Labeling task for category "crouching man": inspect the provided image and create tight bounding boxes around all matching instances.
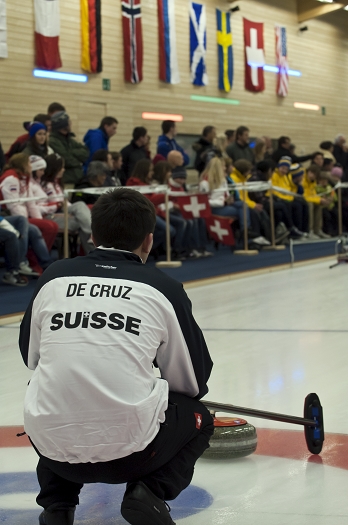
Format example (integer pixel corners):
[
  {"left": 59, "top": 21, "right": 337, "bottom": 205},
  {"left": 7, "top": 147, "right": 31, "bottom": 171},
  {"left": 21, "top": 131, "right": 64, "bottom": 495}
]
[{"left": 19, "top": 188, "right": 214, "bottom": 525}]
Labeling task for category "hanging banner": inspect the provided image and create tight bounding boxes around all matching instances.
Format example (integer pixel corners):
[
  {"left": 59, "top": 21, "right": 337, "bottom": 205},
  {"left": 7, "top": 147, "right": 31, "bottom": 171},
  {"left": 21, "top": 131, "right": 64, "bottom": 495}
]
[
  {"left": 243, "top": 18, "right": 265, "bottom": 93},
  {"left": 158, "top": 0, "right": 180, "bottom": 84},
  {"left": 0, "top": 0, "right": 8, "bottom": 58},
  {"left": 189, "top": 2, "right": 208, "bottom": 86},
  {"left": 275, "top": 24, "right": 289, "bottom": 97},
  {"left": 34, "top": 0, "right": 62, "bottom": 70},
  {"left": 206, "top": 216, "right": 235, "bottom": 246},
  {"left": 81, "top": 0, "right": 102, "bottom": 73},
  {"left": 216, "top": 9, "right": 233, "bottom": 92},
  {"left": 121, "top": 0, "right": 143, "bottom": 84}
]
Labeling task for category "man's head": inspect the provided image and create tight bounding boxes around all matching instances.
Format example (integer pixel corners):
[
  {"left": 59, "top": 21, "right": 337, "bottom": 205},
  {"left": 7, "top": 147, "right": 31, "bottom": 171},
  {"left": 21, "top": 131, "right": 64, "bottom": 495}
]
[
  {"left": 334, "top": 134, "right": 346, "bottom": 147},
  {"left": 278, "top": 136, "right": 291, "bottom": 150},
  {"left": 202, "top": 126, "right": 216, "bottom": 143},
  {"left": 162, "top": 120, "right": 176, "bottom": 138},
  {"left": 256, "top": 160, "right": 273, "bottom": 181},
  {"left": 91, "top": 149, "right": 114, "bottom": 170},
  {"left": 87, "top": 161, "right": 108, "bottom": 186},
  {"left": 133, "top": 126, "right": 148, "bottom": 146},
  {"left": 100, "top": 116, "right": 118, "bottom": 138},
  {"left": 234, "top": 159, "right": 252, "bottom": 177},
  {"left": 320, "top": 141, "right": 334, "bottom": 153},
  {"left": 225, "top": 129, "right": 235, "bottom": 144},
  {"left": 47, "top": 102, "right": 66, "bottom": 117},
  {"left": 312, "top": 152, "right": 324, "bottom": 168},
  {"left": 277, "top": 156, "right": 292, "bottom": 175},
  {"left": 235, "top": 126, "right": 250, "bottom": 146},
  {"left": 167, "top": 150, "right": 184, "bottom": 168},
  {"left": 51, "top": 111, "right": 71, "bottom": 135},
  {"left": 91, "top": 188, "right": 156, "bottom": 262}
]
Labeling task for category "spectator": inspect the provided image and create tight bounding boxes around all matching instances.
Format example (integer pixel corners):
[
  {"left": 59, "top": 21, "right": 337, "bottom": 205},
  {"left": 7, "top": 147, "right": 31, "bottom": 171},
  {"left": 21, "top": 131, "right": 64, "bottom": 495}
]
[
  {"left": 0, "top": 217, "right": 28, "bottom": 286},
  {"left": 312, "top": 152, "right": 324, "bottom": 168},
  {"left": 90, "top": 149, "right": 121, "bottom": 187},
  {"left": 49, "top": 111, "right": 89, "bottom": 186},
  {"left": 72, "top": 161, "right": 108, "bottom": 206},
  {"left": 6, "top": 114, "right": 51, "bottom": 161},
  {"left": 23, "top": 122, "right": 53, "bottom": 158},
  {"left": 225, "top": 129, "right": 235, "bottom": 144},
  {"left": 167, "top": 150, "right": 184, "bottom": 170},
  {"left": 254, "top": 138, "right": 266, "bottom": 163},
  {"left": 153, "top": 160, "right": 172, "bottom": 185},
  {"left": 157, "top": 120, "right": 190, "bottom": 165},
  {"left": 226, "top": 126, "right": 254, "bottom": 164},
  {"left": 83, "top": 116, "right": 118, "bottom": 167},
  {"left": 319, "top": 141, "right": 336, "bottom": 162},
  {"left": 303, "top": 163, "right": 331, "bottom": 239},
  {"left": 262, "top": 136, "right": 274, "bottom": 160},
  {"left": 272, "top": 136, "right": 313, "bottom": 164},
  {"left": 110, "top": 151, "right": 123, "bottom": 185},
  {"left": 47, "top": 102, "right": 66, "bottom": 117},
  {"left": 333, "top": 134, "right": 348, "bottom": 170},
  {"left": 120, "top": 126, "right": 149, "bottom": 184},
  {"left": 193, "top": 126, "right": 217, "bottom": 174},
  {"left": 316, "top": 172, "right": 338, "bottom": 236}
]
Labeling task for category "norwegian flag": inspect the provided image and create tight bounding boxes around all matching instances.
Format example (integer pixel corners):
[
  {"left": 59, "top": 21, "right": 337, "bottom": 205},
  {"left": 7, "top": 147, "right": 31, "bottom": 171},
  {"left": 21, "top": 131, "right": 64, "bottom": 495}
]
[
  {"left": 206, "top": 216, "right": 235, "bottom": 246},
  {"left": 121, "top": 0, "right": 143, "bottom": 83},
  {"left": 176, "top": 194, "right": 211, "bottom": 220},
  {"left": 275, "top": 25, "right": 289, "bottom": 97}
]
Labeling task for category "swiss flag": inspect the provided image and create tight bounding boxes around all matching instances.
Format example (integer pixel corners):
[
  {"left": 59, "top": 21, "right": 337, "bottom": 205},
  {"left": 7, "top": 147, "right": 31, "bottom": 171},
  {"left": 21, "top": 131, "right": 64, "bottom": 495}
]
[
  {"left": 206, "top": 216, "right": 235, "bottom": 246},
  {"left": 176, "top": 194, "right": 211, "bottom": 220},
  {"left": 34, "top": 0, "right": 62, "bottom": 70},
  {"left": 244, "top": 18, "right": 265, "bottom": 93}
]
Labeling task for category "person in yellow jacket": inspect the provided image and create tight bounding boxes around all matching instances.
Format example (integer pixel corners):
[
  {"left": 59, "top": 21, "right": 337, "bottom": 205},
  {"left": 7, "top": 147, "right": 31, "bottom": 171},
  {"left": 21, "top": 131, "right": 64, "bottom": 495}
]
[
  {"left": 303, "top": 164, "right": 331, "bottom": 239},
  {"left": 231, "top": 159, "right": 271, "bottom": 245},
  {"left": 271, "top": 158, "right": 309, "bottom": 237}
]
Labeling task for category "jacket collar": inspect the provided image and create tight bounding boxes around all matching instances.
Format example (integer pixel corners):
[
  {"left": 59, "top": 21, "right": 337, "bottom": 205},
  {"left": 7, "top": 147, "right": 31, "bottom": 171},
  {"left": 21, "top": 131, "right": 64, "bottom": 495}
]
[{"left": 90, "top": 248, "right": 143, "bottom": 264}]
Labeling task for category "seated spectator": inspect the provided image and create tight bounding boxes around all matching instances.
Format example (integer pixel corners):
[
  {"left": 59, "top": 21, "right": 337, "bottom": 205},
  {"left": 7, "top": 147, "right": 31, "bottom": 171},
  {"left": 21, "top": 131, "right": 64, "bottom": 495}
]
[
  {"left": 319, "top": 141, "right": 336, "bottom": 162},
  {"left": 272, "top": 136, "right": 313, "bottom": 164},
  {"left": 6, "top": 114, "right": 51, "bottom": 161},
  {"left": 167, "top": 150, "right": 185, "bottom": 171},
  {"left": 49, "top": 111, "right": 89, "bottom": 186},
  {"left": 120, "top": 127, "right": 149, "bottom": 184},
  {"left": 226, "top": 126, "right": 254, "bottom": 165},
  {"left": 47, "top": 102, "right": 66, "bottom": 117},
  {"left": 271, "top": 158, "right": 309, "bottom": 238},
  {"left": 312, "top": 152, "right": 324, "bottom": 168},
  {"left": 84, "top": 116, "right": 118, "bottom": 168},
  {"left": 157, "top": 120, "right": 189, "bottom": 165},
  {"left": 23, "top": 122, "right": 53, "bottom": 159},
  {"left": 91, "top": 149, "right": 121, "bottom": 187},
  {"left": 303, "top": 164, "right": 331, "bottom": 239},
  {"left": 153, "top": 160, "right": 172, "bottom": 185},
  {"left": 254, "top": 138, "right": 266, "bottom": 163},
  {"left": 31, "top": 154, "right": 93, "bottom": 254},
  {"left": 316, "top": 172, "right": 338, "bottom": 236},
  {"left": 225, "top": 129, "right": 235, "bottom": 145},
  {"left": 193, "top": 126, "right": 217, "bottom": 174},
  {"left": 0, "top": 217, "right": 28, "bottom": 286},
  {"left": 72, "top": 161, "right": 108, "bottom": 206}
]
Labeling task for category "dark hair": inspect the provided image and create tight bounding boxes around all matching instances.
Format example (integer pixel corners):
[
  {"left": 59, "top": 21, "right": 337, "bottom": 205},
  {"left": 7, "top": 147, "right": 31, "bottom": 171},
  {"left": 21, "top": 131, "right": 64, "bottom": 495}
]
[
  {"left": 91, "top": 149, "right": 109, "bottom": 163},
  {"left": 236, "top": 126, "right": 249, "bottom": 139},
  {"left": 34, "top": 113, "right": 51, "bottom": 124},
  {"left": 234, "top": 159, "right": 253, "bottom": 175},
  {"left": 41, "top": 154, "right": 65, "bottom": 187},
  {"left": 153, "top": 161, "right": 172, "bottom": 184},
  {"left": 100, "top": 116, "right": 118, "bottom": 128},
  {"left": 47, "top": 102, "right": 65, "bottom": 115},
  {"left": 203, "top": 125, "right": 215, "bottom": 137},
  {"left": 323, "top": 158, "right": 334, "bottom": 167},
  {"left": 320, "top": 141, "right": 333, "bottom": 150},
  {"left": 132, "top": 126, "right": 147, "bottom": 141},
  {"left": 28, "top": 134, "right": 48, "bottom": 156},
  {"left": 110, "top": 151, "right": 121, "bottom": 162},
  {"left": 225, "top": 129, "right": 235, "bottom": 139},
  {"left": 162, "top": 120, "right": 175, "bottom": 134},
  {"left": 91, "top": 188, "right": 156, "bottom": 251},
  {"left": 278, "top": 136, "right": 290, "bottom": 147},
  {"left": 307, "top": 164, "right": 321, "bottom": 177},
  {"left": 131, "top": 159, "right": 153, "bottom": 183},
  {"left": 312, "top": 151, "right": 324, "bottom": 158},
  {"left": 256, "top": 160, "right": 272, "bottom": 174}
]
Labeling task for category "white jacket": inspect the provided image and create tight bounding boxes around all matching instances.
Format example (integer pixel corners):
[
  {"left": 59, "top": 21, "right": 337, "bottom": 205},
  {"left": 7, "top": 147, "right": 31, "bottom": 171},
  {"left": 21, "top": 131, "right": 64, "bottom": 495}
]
[
  {"left": 199, "top": 179, "right": 229, "bottom": 208},
  {"left": 0, "top": 171, "right": 41, "bottom": 219}
]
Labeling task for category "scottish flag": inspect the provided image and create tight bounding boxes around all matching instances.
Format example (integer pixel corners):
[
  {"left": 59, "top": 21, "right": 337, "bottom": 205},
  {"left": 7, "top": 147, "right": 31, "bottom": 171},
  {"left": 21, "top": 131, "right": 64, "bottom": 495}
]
[{"left": 190, "top": 2, "right": 208, "bottom": 86}]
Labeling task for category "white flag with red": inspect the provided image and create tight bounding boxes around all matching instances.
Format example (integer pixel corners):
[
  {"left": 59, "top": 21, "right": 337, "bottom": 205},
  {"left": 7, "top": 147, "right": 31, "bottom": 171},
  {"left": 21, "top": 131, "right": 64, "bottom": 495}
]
[
  {"left": 0, "top": 0, "right": 8, "bottom": 58},
  {"left": 34, "top": 0, "right": 62, "bottom": 70},
  {"left": 275, "top": 24, "right": 288, "bottom": 97},
  {"left": 176, "top": 194, "right": 211, "bottom": 219},
  {"left": 206, "top": 216, "right": 235, "bottom": 246}
]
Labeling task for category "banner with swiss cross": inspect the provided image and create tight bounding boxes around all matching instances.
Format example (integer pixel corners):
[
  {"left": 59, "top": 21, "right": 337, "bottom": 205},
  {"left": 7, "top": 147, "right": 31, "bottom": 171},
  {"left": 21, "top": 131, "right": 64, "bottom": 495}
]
[
  {"left": 206, "top": 216, "right": 235, "bottom": 246},
  {"left": 176, "top": 194, "right": 211, "bottom": 219},
  {"left": 243, "top": 18, "right": 265, "bottom": 93}
]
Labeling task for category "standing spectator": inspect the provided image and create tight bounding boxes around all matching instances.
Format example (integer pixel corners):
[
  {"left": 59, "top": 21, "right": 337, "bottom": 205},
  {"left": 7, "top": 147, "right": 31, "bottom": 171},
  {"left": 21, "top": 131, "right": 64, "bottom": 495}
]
[
  {"left": 272, "top": 136, "right": 313, "bottom": 164},
  {"left": 6, "top": 114, "right": 51, "bottom": 161},
  {"left": 226, "top": 126, "right": 254, "bottom": 164},
  {"left": 49, "top": 111, "right": 89, "bottom": 186},
  {"left": 83, "top": 116, "right": 118, "bottom": 167},
  {"left": 47, "top": 102, "right": 66, "bottom": 117},
  {"left": 333, "top": 135, "right": 348, "bottom": 170},
  {"left": 225, "top": 129, "right": 235, "bottom": 144},
  {"left": 72, "top": 161, "right": 108, "bottom": 206},
  {"left": 120, "top": 127, "right": 149, "bottom": 184},
  {"left": 303, "top": 164, "right": 331, "bottom": 239},
  {"left": 23, "top": 122, "right": 53, "bottom": 159},
  {"left": 157, "top": 120, "right": 190, "bottom": 165},
  {"left": 193, "top": 126, "right": 217, "bottom": 174}
]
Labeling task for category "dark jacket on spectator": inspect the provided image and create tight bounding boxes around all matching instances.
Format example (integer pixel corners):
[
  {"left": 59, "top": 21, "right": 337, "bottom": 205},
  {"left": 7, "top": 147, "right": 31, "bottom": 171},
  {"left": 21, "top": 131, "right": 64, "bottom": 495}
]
[
  {"left": 193, "top": 137, "right": 215, "bottom": 174},
  {"left": 71, "top": 181, "right": 100, "bottom": 206},
  {"left": 49, "top": 132, "right": 89, "bottom": 185},
  {"left": 120, "top": 141, "right": 147, "bottom": 183},
  {"left": 5, "top": 133, "right": 29, "bottom": 161},
  {"left": 333, "top": 144, "right": 348, "bottom": 170},
  {"left": 272, "top": 146, "right": 312, "bottom": 164},
  {"left": 226, "top": 141, "right": 254, "bottom": 164}
]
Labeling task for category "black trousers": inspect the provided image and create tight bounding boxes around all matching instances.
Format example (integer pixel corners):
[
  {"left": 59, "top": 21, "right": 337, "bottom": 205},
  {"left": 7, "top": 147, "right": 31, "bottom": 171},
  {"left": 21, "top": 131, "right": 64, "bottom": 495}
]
[
  {"left": 282, "top": 199, "right": 309, "bottom": 232},
  {"left": 32, "top": 392, "right": 214, "bottom": 512},
  {"left": 264, "top": 199, "right": 293, "bottom": 229},
  {"left": 249, "top": 209, "right": 272, "bottom": 240}
]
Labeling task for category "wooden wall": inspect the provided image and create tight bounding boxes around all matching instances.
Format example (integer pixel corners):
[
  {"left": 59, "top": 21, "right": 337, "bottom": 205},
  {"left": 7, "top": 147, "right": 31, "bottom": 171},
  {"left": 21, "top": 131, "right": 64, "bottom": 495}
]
[{"left": 1, "top": 0, "right": 348, "bottom": 155}]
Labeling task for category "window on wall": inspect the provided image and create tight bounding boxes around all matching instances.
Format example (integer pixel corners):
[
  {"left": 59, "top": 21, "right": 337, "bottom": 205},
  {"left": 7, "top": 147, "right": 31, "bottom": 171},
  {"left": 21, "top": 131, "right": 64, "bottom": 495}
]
[{"left": 176, "top": 134, "right": 201, "bottom": 169}]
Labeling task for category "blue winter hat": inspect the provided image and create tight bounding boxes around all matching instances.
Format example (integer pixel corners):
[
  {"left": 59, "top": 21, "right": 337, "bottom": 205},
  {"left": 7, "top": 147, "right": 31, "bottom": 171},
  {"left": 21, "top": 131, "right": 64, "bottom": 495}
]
[
  {"left": 278, "top": 156, "right": 292, "bottom": 169},
  {"left": 290, "top": 163, "right": 305, "bottom": 180},
  {"left": 28, "top": 121, "right": 47, "bottom": 138}
]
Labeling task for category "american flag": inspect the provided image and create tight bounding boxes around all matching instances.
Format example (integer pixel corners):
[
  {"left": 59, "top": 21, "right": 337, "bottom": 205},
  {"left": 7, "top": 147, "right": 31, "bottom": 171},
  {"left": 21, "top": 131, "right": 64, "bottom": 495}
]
[{"left": 275, "top": 25, "right": 288, "bottom": 97}]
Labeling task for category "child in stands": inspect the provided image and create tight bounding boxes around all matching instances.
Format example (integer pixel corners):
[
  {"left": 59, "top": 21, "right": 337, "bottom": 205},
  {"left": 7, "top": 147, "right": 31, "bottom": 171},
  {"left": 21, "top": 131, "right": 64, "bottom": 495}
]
[
  {"left": 316, "top": 172, "right": 338, "bottom": 236},
  {"left": 303, "top": 164, "right": 331, "bottom": 239}
]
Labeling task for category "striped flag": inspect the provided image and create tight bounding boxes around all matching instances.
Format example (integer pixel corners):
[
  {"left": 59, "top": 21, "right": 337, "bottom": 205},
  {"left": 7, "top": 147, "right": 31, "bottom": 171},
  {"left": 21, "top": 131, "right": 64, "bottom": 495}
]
[
  {"left": 216, "top": 9, "right": 233, "bottom": 92},
  {"left": 0, "top": 0, "right": 7, "bottom": 58},
  {"left": 81, "top": 0, "right": 102, "bottom": 73},
  {"left": 275, "top": 25, "right": 289, "bottom": 97},
  {"left": 157, "top": 0, "right": 180, "bottom": 84},
  {"left": 34, "top": 0, "right": 62, "bottom": 70},
  {"left": 189, "top": 2, "right": 208, "bottom": 86},
  {"left": 121, "top": 0, "right": 143, "bottom": 84}
]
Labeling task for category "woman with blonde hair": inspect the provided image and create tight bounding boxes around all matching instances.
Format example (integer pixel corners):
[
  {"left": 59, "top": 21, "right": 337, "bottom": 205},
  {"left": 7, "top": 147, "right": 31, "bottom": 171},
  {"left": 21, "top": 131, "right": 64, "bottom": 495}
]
[{"left": 254, "top": 138, "right": 266, "bottom": 163}]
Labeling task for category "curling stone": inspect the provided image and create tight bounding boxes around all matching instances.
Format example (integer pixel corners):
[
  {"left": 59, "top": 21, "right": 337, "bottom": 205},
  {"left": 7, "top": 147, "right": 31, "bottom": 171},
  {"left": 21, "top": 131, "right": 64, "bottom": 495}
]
[{"left": 203, "top": 416, "right": 257, "bottom": 459}]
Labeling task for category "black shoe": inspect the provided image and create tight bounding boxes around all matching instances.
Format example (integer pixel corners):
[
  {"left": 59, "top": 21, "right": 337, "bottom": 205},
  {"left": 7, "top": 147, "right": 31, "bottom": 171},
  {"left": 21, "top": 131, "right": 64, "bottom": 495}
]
[
  {"left": 290, "top": 226, "right": 304, "bottom": 239},
  {"left": 121, "top": 481, "right": 175, "bottom": 525},
  {"left": 39, "top": 508, "right": 75, "bottom": 525}
]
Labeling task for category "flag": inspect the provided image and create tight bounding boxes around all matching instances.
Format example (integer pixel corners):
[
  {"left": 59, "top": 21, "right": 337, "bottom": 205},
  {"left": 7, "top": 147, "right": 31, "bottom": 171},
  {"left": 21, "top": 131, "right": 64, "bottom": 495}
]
[
  {"left": 81, "top": 0, "right": 102, "bottom": 73},
  {"left": 34, "top": 0, "right": 62, "bottom": 70},
  {"left": 275, "top": 25, "right": 289, "bottom": 97},
  {"left": 189, "top": 2, "right": 208, "bottom": 86},
  {"left": 243, "top": 18, "right": 265, "bottom": 93},
  {"left": 0, "top": 0, "right": 8, "bottom": 58},
  {"left": 176, "top": 194, "right": 211, "bottom": 220},
  {"left": 206, "top": 216, "right": 235, "bottom": 246},
  {"left": 157, "top": 0, "right": 180, "bottom": 84},
  {"left": 121, "top": 0, "right": 143, "bottom": 84},
  {"left": 216, "top": 9, "right": 233, "bottom": 92}
]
